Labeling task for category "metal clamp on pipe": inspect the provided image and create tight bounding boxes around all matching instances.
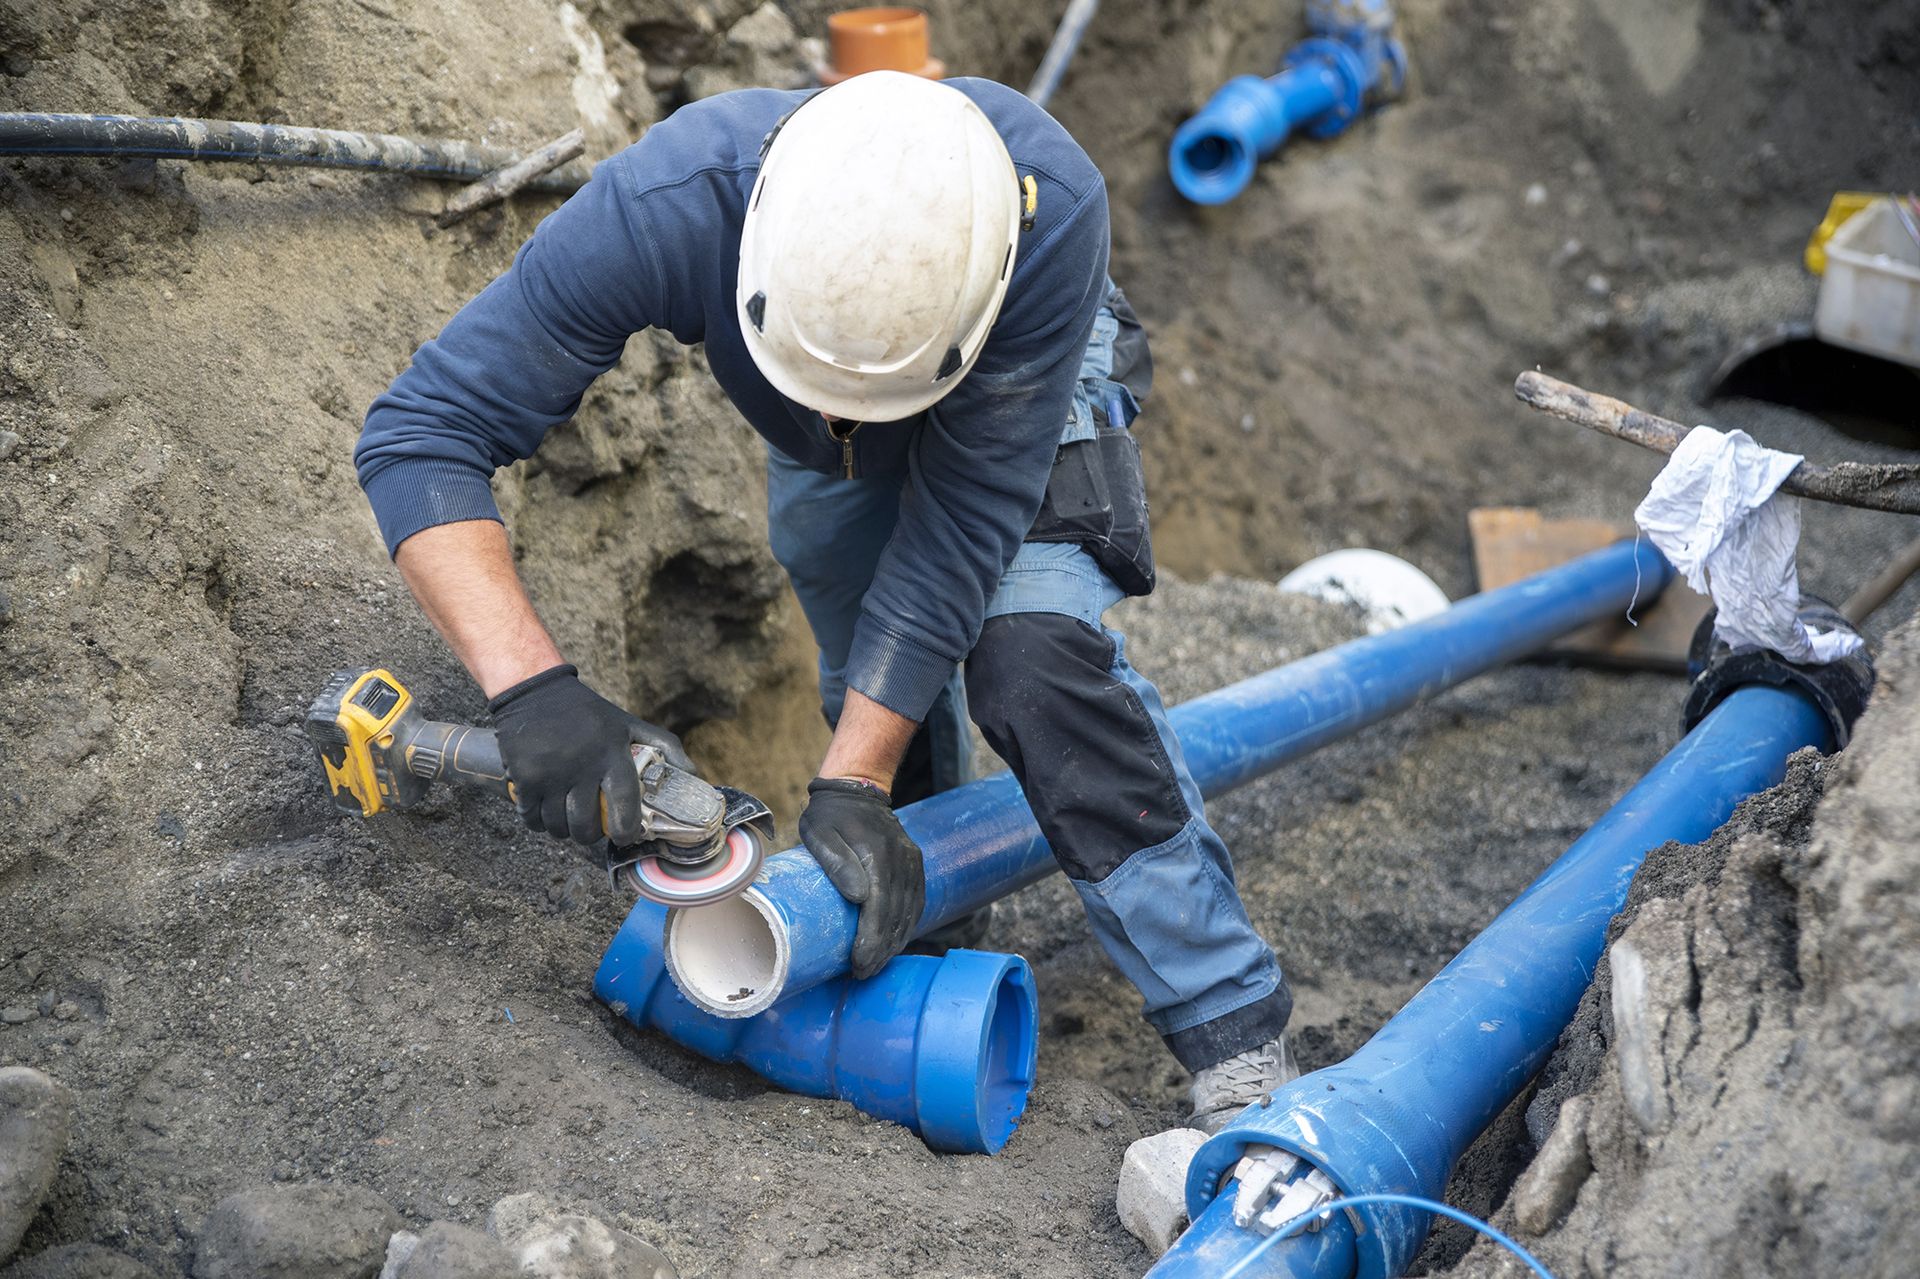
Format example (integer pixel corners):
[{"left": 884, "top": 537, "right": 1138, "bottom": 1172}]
[
  {"left": 664, "top": 539, "right": 1674, "bottom": 1020},
  {"left": 1152, "top": 626, "right": 1871, "bottom": 1278},
  {"left": 595, "top": 899, "right": 1038, "bottom": 1154},
  {"left": 1169, "top": 0, "right": 1406, "bottom": 205}
]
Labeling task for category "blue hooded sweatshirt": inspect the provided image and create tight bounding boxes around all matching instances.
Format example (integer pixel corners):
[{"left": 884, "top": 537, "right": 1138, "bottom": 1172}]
[{"left": 355, "top": 78, "right": 1110, "bottom": 722}]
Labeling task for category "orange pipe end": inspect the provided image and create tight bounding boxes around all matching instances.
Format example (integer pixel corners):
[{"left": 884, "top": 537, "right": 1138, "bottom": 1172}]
[{"left": 819, "top": 7, "right": 945, "bottom": 86}]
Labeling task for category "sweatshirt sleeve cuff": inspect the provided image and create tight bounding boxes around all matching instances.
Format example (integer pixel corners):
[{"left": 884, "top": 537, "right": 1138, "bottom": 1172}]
[
  {"left": 360, "top": 458, "right": 504, "bottom": 557},
  {"left": 845, "top": 615, "right": 960, "bottom": 722}
]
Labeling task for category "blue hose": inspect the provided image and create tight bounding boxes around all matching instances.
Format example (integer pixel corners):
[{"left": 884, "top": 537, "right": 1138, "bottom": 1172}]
[{"left": 1225, "top": 1194, "right": 1556, "bottom": 1279}]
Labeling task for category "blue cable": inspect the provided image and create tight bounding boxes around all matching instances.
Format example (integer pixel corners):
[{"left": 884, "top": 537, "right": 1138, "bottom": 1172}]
[{"left": 1221, "top": 1192, "right": 1557, "bottom": 1279}]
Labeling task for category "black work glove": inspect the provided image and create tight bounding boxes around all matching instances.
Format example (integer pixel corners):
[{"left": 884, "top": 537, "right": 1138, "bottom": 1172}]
[
  {"left": 488, "top": 664, "right": 693, "bottom": 847},
  {"left": 799, "top": 777, "right": 927, "bottom": 980}
]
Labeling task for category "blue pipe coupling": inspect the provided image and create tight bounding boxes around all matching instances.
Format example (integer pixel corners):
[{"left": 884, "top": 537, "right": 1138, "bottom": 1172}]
[
  {"left": 595, "top": 899, "right": 1038, "bottom": 1154},
  {"left": 1154, "top": 684, "right": 1837, "bottom": 1278},
  {"left": 1170, "top": 0, "right": 1407, "bottom": 204}
]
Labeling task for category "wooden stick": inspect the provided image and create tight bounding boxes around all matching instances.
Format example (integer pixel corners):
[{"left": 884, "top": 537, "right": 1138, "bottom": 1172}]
[
  {"left": 1513, "top": 370, "right": 1920, "bottom": 516},
  {"left": 1843, "top": 534, "right": 1920, "bottom": 624},
  {"left": 437, "top": 128, "right": 585, "bottom": 228}
]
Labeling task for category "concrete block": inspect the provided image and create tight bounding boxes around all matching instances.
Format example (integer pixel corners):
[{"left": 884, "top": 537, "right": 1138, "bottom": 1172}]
[{"left": 1118, "top": 1127, "right": 1211, "bottom": 1257}]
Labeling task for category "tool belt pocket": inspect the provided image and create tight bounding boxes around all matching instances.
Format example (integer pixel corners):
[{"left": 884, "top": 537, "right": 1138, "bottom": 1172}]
[{"left": 1027, "top": 426, "right": 1156, "bottom": 597}]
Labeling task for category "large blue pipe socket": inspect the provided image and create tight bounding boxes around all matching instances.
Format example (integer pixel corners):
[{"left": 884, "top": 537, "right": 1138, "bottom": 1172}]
[
  {"left": 1169, "top": 0, "right": 1407, "bottom": 204},
  {"left": 595, "top": 899, "right": 1038, "bottom": 1154},
  {"left": 1152, "top": 684, "right": 1837, "bottom": 1278}
]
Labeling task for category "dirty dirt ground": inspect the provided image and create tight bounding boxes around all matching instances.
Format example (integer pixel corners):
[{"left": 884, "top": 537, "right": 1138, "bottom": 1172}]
[{"left": 2, "top": 0, "right": 1917, "bottom": 1275}]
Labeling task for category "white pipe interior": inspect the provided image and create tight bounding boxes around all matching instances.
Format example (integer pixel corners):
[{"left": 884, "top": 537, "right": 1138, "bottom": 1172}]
[{"left": 666, "top": 891, "right": 786, "bottom": 1018}]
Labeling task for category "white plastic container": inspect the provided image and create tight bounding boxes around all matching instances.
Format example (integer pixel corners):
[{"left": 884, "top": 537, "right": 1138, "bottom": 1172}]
[{"left": 1814, "top": 197, "right": 1920, "bottom": 368}]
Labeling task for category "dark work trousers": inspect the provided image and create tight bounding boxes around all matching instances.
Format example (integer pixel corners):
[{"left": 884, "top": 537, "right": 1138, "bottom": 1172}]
[{"left": 765, "top": 292, "right": 1292, "bottom": 1070}]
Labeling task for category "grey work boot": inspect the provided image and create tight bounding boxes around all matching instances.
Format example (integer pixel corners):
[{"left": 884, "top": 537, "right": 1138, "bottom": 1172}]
[{"left": 1186, "top": 1033, "right": 1301, "bottom": 1135}]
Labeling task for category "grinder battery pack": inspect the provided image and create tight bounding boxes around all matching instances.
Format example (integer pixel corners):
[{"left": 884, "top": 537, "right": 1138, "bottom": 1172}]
[{"left": 304, "top": 668, "right": 769, "bottom": 906}]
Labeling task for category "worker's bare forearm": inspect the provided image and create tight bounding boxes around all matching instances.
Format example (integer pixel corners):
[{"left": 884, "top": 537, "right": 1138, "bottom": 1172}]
[
  {"left": 393, "top": 519, "right": 565, "bottom": 698},
  {"left": 819, "top": 689, "right": 918, "bottom": 793}
]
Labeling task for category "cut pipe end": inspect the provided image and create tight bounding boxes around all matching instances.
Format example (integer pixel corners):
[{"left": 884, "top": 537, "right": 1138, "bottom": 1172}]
[{"left": 664, "top": 889, "right": 788, "bottom": 1018}]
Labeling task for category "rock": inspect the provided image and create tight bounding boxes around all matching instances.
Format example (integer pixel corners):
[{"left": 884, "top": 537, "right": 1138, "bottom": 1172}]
[
  {"left": 486, "top": 1194, "right": 675, "bottom": 1279},
  {"left": 682, "top": 65, "right": 755, "bottom": 101},
  {"left": 0, "top": 1243, "right": 158, "bottom": 1278},
  {"left": 483, "top": 1192, "right": 557, "bottom": 1245},
  {"left": 0, "top": 1067, "right": 72, "bottom": 1265},
  {"left": 0, "top": 1010, "right": 33, "bottom": 1026},
  {"left": 1116, "top": 1127, "right": 1211, "bottom": 1258},
  {"left": 376, "top": 1232, "right": 417, "bottom": 1279},
  {"left": 727, "top": 2, "right": 795, "bottom": 57},
  {"left": 513, "top": 1218, "right": 675, "bottom": 1279},
  {"left": 1609, "top": 938, "right": 1666, "bottom": 1134},
  {"left": 194, "top": 1184, "right": 401, "bottom": 1279},
  {"left": 0, "top": 431, "right": 19, "bottom": 461},
  {"left": 1510, "top": 1094, "right": 1593, "bottom": 1236},
  {"left": 385, "top": 1223, "right": 513, "bottom": 1279},
  {"left": 1608, "top": 902, "right": 1693, "bottom": 1139}
]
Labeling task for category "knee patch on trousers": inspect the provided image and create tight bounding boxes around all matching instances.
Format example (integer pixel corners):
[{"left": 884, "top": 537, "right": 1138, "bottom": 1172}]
[{"left": 965, "top": 613, "right": 1191, "bottom": 882}]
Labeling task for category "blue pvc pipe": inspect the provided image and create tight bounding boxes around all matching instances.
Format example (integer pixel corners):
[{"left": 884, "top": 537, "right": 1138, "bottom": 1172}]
[
  {"left": 1162, "top": 683, "right": 1833, "bottom": 1279},
  {"left": 596, "top": 899, "right": 1038, "bottom": 1154},
  {"left": 665, "top": 540, "right": 1674, "bottom": 1019}
]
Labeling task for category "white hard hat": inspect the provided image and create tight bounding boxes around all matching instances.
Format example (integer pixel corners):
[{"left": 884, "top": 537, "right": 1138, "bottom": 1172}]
[{"left": 737, "top": 72, "right": 1023, "bottom": 421}]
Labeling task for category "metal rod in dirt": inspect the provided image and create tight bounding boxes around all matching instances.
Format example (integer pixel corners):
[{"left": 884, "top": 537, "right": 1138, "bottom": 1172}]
[
  {"left": 437, "top": 128, "right": 586, "bottom": 228},
  {"left": 0, "top": 113, "right": 593, "bottom": 193},
  {"left": 1843, "top": 533, "right": 1920, "bottom": 625},
  {"left": 1026, "top": 0, "right": 1102, "bottom": 107},
  {"left": 1513, "top": 370, "right": 1920, "bottom": 516},
  {"left": 663, "top": 539, "right": 1675, "bottom": 1020}
]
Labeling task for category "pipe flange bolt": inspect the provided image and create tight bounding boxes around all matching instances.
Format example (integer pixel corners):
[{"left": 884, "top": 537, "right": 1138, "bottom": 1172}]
[{"left": 1681, "top": 599, "right": 1875, "bottom": 747}]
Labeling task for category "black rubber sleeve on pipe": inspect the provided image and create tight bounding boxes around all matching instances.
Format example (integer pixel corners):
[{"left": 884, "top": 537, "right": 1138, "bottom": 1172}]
[{"left": 1681, "top": 599, "right": 1875, "bottom": 747}]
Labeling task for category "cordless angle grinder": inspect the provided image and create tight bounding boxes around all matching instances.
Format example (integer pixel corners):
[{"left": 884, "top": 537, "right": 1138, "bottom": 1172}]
[{"left": 304, "top": 668, "right": 771, "bottom": 906}]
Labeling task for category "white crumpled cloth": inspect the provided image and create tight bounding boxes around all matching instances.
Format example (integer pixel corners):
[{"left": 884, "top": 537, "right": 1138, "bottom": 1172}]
[{"left": 1634, "top": 425, "right": 1863, "bottom": 665}]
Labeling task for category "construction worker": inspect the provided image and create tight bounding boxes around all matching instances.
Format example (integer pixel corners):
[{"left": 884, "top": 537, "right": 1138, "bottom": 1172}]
[{"left": 354, "top": 72, "right": 1293, "bottom": 1132}]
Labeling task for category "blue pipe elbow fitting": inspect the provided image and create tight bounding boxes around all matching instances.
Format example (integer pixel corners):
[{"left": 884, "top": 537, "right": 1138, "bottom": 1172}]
[
  {"left": 665, "top": 539, "right": 1675, "bottom": 1021},
  {"left": 1170, "top": 0, "right": 1407, "bottom": 205},
  {"left": 1157, "top": 682, "right": 1840, "bottom": 1279},
  {"left": 595, "top": 899, "right": 1038, "bottom": 1154}
]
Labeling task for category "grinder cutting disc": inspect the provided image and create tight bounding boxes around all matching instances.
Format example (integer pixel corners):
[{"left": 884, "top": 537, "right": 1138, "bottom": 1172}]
[{"left": 623, "top": 825, "right": 766, "bottom": 907}]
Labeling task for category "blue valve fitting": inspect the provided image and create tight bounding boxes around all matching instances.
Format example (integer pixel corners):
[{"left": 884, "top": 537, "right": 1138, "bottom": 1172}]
[{"left": 1170, "top": 0, "right": 1407, "bottom": 204}]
